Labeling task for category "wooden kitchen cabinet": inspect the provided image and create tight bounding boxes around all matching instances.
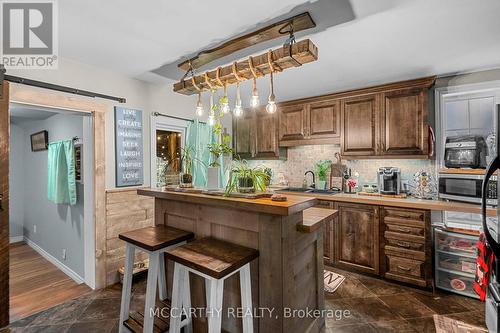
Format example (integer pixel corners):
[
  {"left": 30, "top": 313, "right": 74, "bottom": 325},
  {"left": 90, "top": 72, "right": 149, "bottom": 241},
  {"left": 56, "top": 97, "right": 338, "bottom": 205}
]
[
  {"left": 232, "top": 107, "right": 286, "bottom": 160},
  {"left": 341, "top": 94, "right": 380, "bottom": 157},
  {"left": 335, "top": 202, "right": 379, "bottom": 275},
  {"left": 278, "top": 99, "right": 341, "bottom": 147},
  {"left": 380, "top": 88, "right": 428, "bottom": 156},
  {"left": 232, "top": 110, "right": 254, "bottom": 159}
]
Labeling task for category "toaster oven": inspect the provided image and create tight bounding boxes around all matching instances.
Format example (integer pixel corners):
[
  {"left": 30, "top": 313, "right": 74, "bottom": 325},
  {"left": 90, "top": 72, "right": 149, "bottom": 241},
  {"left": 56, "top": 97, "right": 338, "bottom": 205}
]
[{"left": 444, "top": 135, "right": 487, "bottom": 169}]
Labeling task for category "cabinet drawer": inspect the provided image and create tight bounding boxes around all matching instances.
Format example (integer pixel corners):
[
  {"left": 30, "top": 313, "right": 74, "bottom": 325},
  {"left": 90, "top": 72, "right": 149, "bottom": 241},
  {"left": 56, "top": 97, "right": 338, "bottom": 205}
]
[
  {"left": 384, "top": 208, "right": 425, "bottom": 221},
  {"left": 385, "top": 231, "right": 424, "bottom": 244},
  {"left": 385, "top": 223, "right": 424, "bottom": 237},
  {"left": 385, "top": 236, "right": 425, "bottom": 252},
  {"left": 386, "top": 255, "right": 424, "bottom": 279},
  {"left": 316, "top": 200, "right": 334, "bottom": 209}
]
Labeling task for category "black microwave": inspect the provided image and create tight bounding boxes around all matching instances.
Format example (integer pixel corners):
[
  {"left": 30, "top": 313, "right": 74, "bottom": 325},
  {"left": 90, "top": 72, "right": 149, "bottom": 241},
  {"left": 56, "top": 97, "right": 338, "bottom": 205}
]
[{"left": 438, "top": 173, "right": 497, "bottom": 206}]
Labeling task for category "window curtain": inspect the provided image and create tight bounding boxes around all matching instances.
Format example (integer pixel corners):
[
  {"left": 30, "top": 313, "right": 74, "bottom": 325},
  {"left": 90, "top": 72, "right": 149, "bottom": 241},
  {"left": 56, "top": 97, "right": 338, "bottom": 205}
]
[
  {"left": 186, "top": 120, "right": 211, "bottom": 187},
  {"left": 47, "top": 139, "right": 77, "bottom": 205}
]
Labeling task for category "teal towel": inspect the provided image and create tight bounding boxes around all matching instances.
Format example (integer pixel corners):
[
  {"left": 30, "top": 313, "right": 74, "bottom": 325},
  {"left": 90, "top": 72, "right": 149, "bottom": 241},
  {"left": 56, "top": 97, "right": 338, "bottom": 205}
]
[{"left": 47, "top": 139, "right": 77, "bottom": 205}]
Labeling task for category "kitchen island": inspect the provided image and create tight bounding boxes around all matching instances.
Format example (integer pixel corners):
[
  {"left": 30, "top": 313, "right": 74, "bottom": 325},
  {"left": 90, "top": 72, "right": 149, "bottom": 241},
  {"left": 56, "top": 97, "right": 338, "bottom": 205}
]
[{"left": 137, "top": 188, "right": 324, "bottom": 333}]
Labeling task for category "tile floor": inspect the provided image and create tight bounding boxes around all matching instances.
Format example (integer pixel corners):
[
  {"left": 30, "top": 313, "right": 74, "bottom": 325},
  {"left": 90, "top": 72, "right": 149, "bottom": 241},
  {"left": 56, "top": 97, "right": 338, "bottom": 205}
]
[{"left": 1, "top": 267, "right": 485, "bottom": 333}]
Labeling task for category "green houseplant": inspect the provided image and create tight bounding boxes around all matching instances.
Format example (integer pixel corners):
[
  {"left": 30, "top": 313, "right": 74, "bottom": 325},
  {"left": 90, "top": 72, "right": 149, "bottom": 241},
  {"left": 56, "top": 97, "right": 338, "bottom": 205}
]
[
  {"left": 314, "top": 159, "right": 332, "bottom": 190},
  {"left": 225, "top": 160, "right": 270, "bottom": 195}
]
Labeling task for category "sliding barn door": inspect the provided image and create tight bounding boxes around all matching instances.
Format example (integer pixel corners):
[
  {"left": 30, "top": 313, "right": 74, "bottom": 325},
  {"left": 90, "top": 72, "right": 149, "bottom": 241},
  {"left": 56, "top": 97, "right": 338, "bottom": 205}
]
[{"left": 0, "top": 80, "right": 9, "bottom": 328}]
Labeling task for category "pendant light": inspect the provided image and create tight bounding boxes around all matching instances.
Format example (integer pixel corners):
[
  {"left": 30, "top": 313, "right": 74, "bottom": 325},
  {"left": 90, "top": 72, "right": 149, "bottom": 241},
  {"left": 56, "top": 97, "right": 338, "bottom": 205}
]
[
  {"left": 232, "top": 62, "right": 244, "bottom": 117},
  {"left": 191, "top": 77, "right": 204, "bottom": 116},
  {"left": 265, "top": 50, "right": 277, "bottom": 114},
  {"left": 233, "top": 81, "right": 243, "bottom": 117},
  {"left": 208, "top": 89, "right": 215, "bottom": 126},
  {"left": 248, "top": 56, "right": 260, "bottom": 108}
]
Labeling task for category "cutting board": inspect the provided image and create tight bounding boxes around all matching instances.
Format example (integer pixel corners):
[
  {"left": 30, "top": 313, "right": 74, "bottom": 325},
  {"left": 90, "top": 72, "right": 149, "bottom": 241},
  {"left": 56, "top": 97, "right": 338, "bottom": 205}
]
[
  {"left": 202, "top": 190, "right": 273, "bottom": 199},
  {"left": 330, "top": 152, "right": 346, "bottom": 190}
]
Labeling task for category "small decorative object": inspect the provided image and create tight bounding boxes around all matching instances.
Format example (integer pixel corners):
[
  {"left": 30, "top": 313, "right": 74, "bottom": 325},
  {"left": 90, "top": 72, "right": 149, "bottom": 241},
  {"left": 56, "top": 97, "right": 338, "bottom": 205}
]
[
  {"left": 346, "top": 178, "right": 358, "bottom": 193},
  {"left": 486, "top": 132, "right": 496, "bottom": 165},
  {"left": 271, "top": 193, "right": 287, "bottom": 202},
  {"left": 315, "top": 159, "right": 332, "bottom": 190},
  {"left": 409, "top": 171, "right": 437, "bottom": 199},
  {"left": 179, "top": 145, "right": 194, "bottom": 188},
  {"left": 225, "top": 160, "right": 270, "bottom": 195},
  {"left": 30, "top": 130, "right": 48, "bottom": 151}
]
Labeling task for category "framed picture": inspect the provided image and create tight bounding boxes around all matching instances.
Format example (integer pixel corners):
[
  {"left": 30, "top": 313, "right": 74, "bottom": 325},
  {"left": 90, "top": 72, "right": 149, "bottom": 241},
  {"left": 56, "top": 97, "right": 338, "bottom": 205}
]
[{"left": 30, "top": 130, "right": 48, "bottom": 151}]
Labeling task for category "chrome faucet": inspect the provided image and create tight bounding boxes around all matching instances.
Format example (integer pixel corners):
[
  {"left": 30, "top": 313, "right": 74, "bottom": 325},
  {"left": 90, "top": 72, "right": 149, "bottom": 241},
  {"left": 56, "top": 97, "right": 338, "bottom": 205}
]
[{"left": 304, "top": 170, "right": 316, "bottom": 189}]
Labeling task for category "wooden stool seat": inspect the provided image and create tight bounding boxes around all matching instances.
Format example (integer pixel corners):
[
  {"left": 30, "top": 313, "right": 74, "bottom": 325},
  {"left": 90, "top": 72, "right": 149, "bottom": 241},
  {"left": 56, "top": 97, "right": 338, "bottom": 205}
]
[
  {"left": 166, "top": 237, "right": 259, "bottom": 279},
  {"left": 118, "top": 225, "right": 194, "bottom": 252}
]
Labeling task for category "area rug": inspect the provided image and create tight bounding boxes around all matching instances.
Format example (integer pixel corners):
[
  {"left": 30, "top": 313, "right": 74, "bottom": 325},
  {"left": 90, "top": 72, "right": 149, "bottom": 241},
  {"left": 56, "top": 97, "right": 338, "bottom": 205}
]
[
  {"left": 433, "top": 314, "right": 487, "bottom": 333},
  {"left": 324, "top": 270, "right": 345, "bottom": 293}
]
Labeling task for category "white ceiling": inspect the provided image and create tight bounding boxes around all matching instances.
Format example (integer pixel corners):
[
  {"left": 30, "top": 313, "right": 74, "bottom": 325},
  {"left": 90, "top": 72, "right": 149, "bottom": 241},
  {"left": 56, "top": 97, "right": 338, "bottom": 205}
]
[{"left": 58, "top": 0, "right": 500, "bottom": 101}]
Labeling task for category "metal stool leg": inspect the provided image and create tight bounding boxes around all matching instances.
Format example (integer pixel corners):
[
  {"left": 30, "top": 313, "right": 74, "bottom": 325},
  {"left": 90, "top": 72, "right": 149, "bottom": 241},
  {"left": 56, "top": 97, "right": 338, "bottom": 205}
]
[
  {"left": 240, "top": 264, "right": 254, "bottom": 333},
  {"left": 144, "top": 251, "right": 160, "bottom": 333},
  {"left": 207, "top": 278, "right": 224, "bottom": 333},
  {"left": 119, "top": 244, "right": 135, "bottom": 333}
]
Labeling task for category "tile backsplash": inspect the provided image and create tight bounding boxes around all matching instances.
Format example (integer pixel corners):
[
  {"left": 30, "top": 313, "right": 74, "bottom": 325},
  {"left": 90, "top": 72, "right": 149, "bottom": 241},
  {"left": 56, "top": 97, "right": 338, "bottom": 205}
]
[{"left": 247, "top": 145, "right": 436, "bottom": 188}]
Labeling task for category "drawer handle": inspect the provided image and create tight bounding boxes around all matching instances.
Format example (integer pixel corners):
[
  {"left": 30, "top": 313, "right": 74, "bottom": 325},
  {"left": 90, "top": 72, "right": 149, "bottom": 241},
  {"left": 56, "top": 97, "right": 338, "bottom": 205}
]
[
  {"left": 395, "top": 241, "right": 411, "bottom": 248},
  {"left": 397, "top": 265, "right": 412, "bottom": 272},
  {"left": 393, "top": 226, "right": 411, "bottom": 233}
]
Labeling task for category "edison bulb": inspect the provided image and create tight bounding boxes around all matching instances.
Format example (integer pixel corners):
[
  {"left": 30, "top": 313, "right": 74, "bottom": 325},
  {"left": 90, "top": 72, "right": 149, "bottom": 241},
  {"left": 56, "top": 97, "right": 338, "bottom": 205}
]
[
  {"left": 221, "top": 102, "right": 230, "bottom": 114},
  {"left": 195, "top": 102, "right": 204, "bottom": 117},
  {"left": 266, "top": 100, "right": 277, "bottom": 114},
  {"left": 250, "top": 94, "right": 260, "bottom": 108},
  {"left": 233, "top": 104, "right": 243, "bottom": 117},
  {"left": 208, "top": 114, "right": 215, "bottom": 126}
]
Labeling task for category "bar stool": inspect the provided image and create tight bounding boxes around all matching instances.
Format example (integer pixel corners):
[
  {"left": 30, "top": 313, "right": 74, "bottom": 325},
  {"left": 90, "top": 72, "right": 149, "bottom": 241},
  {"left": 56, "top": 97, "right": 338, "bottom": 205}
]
[
  {"left": 166, "top": 237, "right": 259, "bottom": 333},
  {"left": 118, "top": 225, "right": 194, "bottom": 333}
]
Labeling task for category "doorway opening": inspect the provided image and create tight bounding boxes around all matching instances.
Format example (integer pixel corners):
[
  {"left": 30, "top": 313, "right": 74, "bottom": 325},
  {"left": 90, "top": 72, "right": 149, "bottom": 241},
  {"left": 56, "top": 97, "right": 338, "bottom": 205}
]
[{"left": 8, "top": 102, "right": 94, "bottom": 322}]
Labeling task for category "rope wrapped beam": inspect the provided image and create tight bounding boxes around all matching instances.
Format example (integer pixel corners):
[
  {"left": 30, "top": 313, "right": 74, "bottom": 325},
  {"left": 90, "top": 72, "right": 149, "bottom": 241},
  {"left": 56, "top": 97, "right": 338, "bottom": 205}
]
[{"left": 174, "top": 39, "right": 318, "bottom": 95}]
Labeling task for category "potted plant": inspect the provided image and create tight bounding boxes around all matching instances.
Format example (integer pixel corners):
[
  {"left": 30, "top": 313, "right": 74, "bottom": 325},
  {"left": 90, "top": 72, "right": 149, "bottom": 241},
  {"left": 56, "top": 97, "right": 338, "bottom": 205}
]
[
  {"left": 264, "top": 167, "right": 272, "bottom": 186},
  {"left": 225, "top": 160, "right": 270, "bottom": 195},
  {"left": 314, "top": 159, "right": 332, "bottom": 190}
]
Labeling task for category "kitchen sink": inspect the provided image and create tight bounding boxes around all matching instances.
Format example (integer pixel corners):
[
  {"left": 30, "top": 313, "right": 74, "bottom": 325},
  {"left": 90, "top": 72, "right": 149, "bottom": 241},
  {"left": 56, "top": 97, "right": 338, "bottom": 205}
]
[{"left": 278, "top": 187, "right": 341, "bottom": 195}]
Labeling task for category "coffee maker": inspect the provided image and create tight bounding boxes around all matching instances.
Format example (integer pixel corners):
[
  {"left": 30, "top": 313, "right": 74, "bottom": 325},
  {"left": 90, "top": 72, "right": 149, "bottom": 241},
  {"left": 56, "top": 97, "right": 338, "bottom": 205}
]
[{"left": 377, "top": 167, "right": 401, "bottom": 195}]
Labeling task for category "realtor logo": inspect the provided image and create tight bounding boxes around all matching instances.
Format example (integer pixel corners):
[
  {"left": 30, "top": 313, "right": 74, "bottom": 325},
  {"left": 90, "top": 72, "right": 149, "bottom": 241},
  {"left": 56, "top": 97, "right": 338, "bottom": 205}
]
[{"left": 0, "top": 0, "right": 58, "bottom": 69}]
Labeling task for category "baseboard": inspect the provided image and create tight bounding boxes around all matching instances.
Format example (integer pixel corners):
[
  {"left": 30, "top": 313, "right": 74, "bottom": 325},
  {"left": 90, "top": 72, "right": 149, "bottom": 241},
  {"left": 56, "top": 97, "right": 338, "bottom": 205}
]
[
  {"left": 9, "top": 236, "right": 24, "bottom": 243},
  {"left": 24, "top": 237, "right": 85, "bottom": 284}
]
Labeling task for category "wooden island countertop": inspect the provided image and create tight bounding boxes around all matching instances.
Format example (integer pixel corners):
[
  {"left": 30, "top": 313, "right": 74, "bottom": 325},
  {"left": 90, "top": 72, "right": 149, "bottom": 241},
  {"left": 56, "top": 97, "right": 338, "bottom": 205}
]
[
  {"left": 138, "top": 187, "right": 327, "bottom": 333},
  {"left": 137, "top": 188, "right": 317, "bottom": 216}
]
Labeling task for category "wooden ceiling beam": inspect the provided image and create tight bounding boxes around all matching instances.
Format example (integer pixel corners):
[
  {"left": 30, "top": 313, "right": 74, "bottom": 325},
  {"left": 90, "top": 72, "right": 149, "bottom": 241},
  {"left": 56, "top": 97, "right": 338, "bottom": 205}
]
[
  {"left": 177, "top": 12, "right": 316, "bottom": 71},
  {"left": 173, "top": 39, "right": 318, "bottom": 95}
]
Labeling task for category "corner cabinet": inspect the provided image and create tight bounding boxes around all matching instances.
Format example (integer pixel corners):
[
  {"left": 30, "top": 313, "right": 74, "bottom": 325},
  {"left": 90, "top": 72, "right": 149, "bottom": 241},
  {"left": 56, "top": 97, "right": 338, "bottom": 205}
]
[{"left": 232, "top": 107, "right": 286, "bottom": 160}]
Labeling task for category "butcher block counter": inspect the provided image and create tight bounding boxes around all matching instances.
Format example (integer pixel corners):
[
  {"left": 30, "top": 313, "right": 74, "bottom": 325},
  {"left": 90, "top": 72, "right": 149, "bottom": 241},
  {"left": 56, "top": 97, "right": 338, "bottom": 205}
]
[{"left": 137, "top": 188, "right": 326, "bottom": 333}]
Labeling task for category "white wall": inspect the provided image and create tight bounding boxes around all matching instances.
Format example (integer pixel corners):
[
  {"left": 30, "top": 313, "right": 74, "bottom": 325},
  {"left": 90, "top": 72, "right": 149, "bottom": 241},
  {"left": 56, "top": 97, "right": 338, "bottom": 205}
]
[
  {"left": 8, "top": 124, "right": 24, "bottom": 240},
  {"left": 8, "top": 58, "right": 198, "bottom": 188}
]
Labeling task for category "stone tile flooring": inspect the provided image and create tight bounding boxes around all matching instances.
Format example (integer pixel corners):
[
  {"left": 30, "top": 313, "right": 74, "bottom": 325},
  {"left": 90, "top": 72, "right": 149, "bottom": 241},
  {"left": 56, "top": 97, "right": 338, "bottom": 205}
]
[{"left": 1, "top": 267, "right": 485, "bottom": 332}]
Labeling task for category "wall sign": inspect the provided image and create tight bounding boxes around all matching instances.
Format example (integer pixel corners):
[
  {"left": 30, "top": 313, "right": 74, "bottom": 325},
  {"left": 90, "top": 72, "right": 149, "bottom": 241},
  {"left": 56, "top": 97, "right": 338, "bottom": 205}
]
[{"left": 114, "top": 106, "right": 143, "bottom": 187}]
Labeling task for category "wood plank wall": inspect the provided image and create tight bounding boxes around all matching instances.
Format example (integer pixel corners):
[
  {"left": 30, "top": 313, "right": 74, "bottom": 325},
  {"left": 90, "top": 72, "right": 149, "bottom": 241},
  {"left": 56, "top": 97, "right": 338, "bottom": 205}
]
[{"left": 105, "top": 188, "right": 154, "bottom": 285}]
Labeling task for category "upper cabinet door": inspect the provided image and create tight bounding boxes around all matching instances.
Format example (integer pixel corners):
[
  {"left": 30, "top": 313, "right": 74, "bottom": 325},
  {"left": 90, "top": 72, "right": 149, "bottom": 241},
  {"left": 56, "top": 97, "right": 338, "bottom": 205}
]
[
  {"left": 308, "top": 99, "right": 341, "bottom": 140},
  {"left": 381, "top": 88, "right": 428, "bottom": 156},
  {"left": 232, "top": 111, "right": 254, "bottom": 159},
  {"left": 254, "top": 108, "right": 282, "bottom": 159},
  {"left": 341, "top": 94, "right": 380, "bottom": 156},
  {"left": 279, "top": 103, "right": 307, "bottom": 145}
]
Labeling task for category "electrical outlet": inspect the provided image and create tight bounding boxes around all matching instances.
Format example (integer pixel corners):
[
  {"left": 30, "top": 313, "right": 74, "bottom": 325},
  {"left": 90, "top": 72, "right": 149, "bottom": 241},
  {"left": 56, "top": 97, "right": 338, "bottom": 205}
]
[
  {"left": 33, "top": 225, "right": 37, "bottom": 233},
  {"left": 62, "top": 249, "right": 67, "bottom": 260}
]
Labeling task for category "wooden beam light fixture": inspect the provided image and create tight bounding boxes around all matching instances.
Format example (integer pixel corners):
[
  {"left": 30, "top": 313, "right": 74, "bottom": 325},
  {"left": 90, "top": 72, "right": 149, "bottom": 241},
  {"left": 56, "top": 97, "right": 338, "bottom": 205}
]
[{"left": 174, "top": 39, "right": 318, "bottom": 96}]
